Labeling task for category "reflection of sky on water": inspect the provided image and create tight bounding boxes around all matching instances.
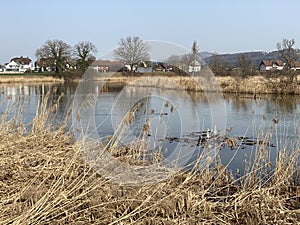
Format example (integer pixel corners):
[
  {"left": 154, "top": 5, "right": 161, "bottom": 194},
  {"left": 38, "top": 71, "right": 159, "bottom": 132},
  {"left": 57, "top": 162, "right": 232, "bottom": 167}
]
[{"left": 1, "top": 83, "right": 299, "bottom": 174}]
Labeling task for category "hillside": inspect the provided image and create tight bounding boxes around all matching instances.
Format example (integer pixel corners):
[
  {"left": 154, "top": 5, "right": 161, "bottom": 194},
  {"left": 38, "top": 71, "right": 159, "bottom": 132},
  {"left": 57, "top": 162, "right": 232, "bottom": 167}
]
[{"left": 202, "top": 51, "right": 282, "bottom": 67}]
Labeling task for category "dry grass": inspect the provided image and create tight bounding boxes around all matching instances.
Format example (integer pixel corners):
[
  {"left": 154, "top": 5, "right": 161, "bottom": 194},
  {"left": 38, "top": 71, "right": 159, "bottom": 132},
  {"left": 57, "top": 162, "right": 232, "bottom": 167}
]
[
  {"left": 0, "top": 92, "right": 299, "bottom": 224},
  {"left": 124, "top": 76, "right": 220, "bottom": 92},
  {"left": 95, "top": 74, "right": 300, "bottom": 94},
  {"left": 0, "top": 75, "right": 64, "bottom": 84},
  {"left": 217, "top": 75, "right": 300, "bottom": 94}
]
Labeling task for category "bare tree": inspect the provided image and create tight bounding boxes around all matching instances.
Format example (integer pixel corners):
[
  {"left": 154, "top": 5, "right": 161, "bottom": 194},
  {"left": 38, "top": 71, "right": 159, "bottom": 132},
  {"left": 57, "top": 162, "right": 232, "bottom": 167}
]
[
  {"left": 165, "top": 53, "right": 197, "bottom": 75},
  {"left": 113, "top": 36, "right": 150, "bottom": 72},
  {"left": 192, "top": 40, "right": 199, "bottom": 57},
  {"left": 209, "top": 54, "right": 229, "bottom": 76},
  {"left": 74, "top": 41, "right": 97, "bottom": 71},
  {"left": 277, "top": 38, "right": 299, "bottom": 69},
  {"left": 190, "top": 40, "right": 200, "bottom": 74},
  {"left": 237, "top": 54, "right": 256, "bottom": 77},
  {"left": 36, "top": 39, "right": 71, "bottom": 74},
  {"left": 165, "top": 54, "right": 182, "bottom": 67},
  {"left": 165, "top": 54, "right": 186, "bottom": 75}
]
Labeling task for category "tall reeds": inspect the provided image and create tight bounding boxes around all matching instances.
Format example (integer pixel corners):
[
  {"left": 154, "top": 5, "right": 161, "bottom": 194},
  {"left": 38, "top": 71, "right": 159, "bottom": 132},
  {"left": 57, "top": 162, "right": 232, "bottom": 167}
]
[
  {"left": 97, "top": 74, "right": 300, "bottom": 94},
  {"left": 0, "top": 90, "right": 299, "bottom": 224}
]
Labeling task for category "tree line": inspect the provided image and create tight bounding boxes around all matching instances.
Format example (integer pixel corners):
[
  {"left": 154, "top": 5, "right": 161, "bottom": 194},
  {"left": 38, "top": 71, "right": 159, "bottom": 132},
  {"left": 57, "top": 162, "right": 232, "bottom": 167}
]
[
  {"left": 35, "top": 40, "right": 97, "bottom": 73},
  {"left": 36, "top": 36, "right": 151, "bottom": 74},
  {"left": 36, "top": 37, "right": 300, "bottom": 77}
]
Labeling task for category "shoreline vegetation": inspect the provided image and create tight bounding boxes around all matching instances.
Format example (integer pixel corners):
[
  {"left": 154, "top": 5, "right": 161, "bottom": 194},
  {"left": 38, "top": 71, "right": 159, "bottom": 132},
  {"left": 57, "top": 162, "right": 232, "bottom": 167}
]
[
  {"left": 0, "top": 73, "right": 64, "bottom": 84},
  {"left": 0, "top": 92, "right": 299, "bottom": 224},
  {"left": 90, "top": 72, "right": 300, "bottom": 95},
  {"left": 2, "top": 71, "right": 300, "bottom": 95}
]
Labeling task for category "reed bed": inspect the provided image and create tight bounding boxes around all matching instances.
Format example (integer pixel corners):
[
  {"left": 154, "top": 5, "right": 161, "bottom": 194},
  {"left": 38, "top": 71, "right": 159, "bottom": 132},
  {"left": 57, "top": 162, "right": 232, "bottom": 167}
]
[
  {"left": 217, "top": 75, "right": 300, "bottom": 94},
  {"left": 98, "top": 74, "right": 300, "bottom": 94},
  {"left": 0, "top": 75, "right": 64, "bottom": 84},
  {"left": 0, "top": 92, "right": 299, "bottom": 224}
]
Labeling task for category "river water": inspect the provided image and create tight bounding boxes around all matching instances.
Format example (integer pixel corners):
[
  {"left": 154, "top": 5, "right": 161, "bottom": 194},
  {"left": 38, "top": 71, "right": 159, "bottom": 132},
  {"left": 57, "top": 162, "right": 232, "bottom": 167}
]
[{"left": 1, "top": 82, "right": 299, "bottom": 174}]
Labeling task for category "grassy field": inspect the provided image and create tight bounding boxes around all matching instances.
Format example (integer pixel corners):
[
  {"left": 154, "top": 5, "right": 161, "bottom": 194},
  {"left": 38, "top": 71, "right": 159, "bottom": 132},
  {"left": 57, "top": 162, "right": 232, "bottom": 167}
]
[{"left": 0, "top": 92, "right": 299, "bottom": 224}]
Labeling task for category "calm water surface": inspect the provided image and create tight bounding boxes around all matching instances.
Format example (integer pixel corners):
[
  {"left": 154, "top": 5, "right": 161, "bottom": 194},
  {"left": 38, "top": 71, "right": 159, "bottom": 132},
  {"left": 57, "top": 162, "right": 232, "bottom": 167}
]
[{"left": 1, "top": 82, "right": 299, "bottom": 174}]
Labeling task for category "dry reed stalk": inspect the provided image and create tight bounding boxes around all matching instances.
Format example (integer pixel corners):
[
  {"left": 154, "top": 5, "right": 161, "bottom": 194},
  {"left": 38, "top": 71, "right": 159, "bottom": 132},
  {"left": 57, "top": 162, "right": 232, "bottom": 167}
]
[{"left": 0, "top": 90, "right": 299, "bottom": 224}]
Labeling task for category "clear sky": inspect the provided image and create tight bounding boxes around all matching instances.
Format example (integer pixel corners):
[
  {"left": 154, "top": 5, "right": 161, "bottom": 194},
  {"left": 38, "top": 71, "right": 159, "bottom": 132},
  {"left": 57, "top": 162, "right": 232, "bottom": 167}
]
[{"left": 1, "top": 0, "right": 300, "bottom": 64}]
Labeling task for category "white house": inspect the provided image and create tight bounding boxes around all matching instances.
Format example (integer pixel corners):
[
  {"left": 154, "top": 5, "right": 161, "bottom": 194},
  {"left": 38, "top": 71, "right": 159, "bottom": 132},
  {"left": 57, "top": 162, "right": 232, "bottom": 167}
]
[
  {"left": 259, "top": 60, "right": 285, "bottom": 72},
  {"left": 4, "top": 61, "right": 20, "bottom": 72},
  {"left": 3, "top": 56, "right": 33, "bottom": 73},
  {"left": 188, "top": 59, "right": 201, "bottom": 73}
]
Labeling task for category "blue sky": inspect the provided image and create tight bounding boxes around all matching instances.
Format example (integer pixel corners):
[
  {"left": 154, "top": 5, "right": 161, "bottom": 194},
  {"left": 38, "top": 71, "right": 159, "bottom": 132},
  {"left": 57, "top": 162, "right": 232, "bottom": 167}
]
[{"left": 1, "top": 0, "right": 300, "bottom": 64}]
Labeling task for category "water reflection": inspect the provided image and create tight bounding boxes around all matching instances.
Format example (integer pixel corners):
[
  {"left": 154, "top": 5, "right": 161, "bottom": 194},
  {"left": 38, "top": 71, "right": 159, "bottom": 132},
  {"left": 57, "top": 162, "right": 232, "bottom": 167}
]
[
  {"left": 0, "top": 82, "right": 78, "bottom": 125},
  {"left": 224, "top": 93, "right": 300, "bottom": 115},
  {"left": 0, "top": 82, "right": 299, "bottom": 173}
]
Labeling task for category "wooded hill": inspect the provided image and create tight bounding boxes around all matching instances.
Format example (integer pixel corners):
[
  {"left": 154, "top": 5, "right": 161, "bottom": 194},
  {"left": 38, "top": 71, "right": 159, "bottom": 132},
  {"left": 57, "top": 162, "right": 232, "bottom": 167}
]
[{"left": 202, "top": 51, "right": 282, "bottom": 67}]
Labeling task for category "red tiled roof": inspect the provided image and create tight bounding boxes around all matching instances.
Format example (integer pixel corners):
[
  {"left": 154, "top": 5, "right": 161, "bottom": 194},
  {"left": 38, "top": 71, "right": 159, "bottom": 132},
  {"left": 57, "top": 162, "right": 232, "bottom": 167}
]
[
  {"left": 92, "top": 60, "right": 123, "bottom": 67},
  {"left": 260, "top": 60, "right": 284, "bottom": 67}
]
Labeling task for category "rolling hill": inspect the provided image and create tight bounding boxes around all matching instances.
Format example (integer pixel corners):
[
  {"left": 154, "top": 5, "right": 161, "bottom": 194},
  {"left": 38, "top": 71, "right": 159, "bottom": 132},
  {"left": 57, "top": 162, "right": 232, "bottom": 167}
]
[{"left": 202, "top": 51, "right": 282, "bottom": 67}]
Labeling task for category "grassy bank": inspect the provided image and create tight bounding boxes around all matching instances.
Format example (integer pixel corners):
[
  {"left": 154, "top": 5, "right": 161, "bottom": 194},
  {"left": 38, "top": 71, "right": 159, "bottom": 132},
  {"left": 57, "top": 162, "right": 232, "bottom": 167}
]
[
  {"left": 217, "top": 75, "right": 300, "bottom": 94},
  {"left": 4, "top": 71, "right": 298, "bottom": 95},
  {"left": 0, "top": 93, "right": 299, "bottom": 224},
  {"left": 0, "top": 73, "right": 64, "bottom": 83},
  {"left": 93, "top": 73, "right": 300, "bottom": 94}
]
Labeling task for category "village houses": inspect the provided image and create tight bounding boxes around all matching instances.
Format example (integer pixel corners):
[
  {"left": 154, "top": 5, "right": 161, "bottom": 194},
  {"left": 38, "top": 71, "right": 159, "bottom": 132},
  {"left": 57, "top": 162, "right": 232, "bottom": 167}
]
[
  {"left": 89, "top": 60, "right": 173, "bottom": 73},
  {"left": 89, "top": 60, "right": 124, "bottom": 73},
  {"left": 259, "top": 60, "right": 285, "bottom": 72},
  {"left": 259, "top": 59, "right": 300, "bottom": 72},
  {"left": 1, "top": 56, "right": 34, "bottom": 73}
]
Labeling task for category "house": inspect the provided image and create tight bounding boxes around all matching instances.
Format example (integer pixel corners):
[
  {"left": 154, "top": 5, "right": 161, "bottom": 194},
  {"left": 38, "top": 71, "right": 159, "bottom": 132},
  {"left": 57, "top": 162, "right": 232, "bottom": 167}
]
[
  {"left": 259, "top": 60, "right": 285, "bottom": 72},
  {"left": 152, "top": 62, "right": 173, "bottom": 72},
  {"left": 135, "top": 61, "right": 173, "bottom": 73},
  {"left": 188, "top": 59, "right": 201, "bottom": 73},
  {"left": 90, "top": 60, "right": 124, "bottom": 72},
  {"left": 3, "top": 61, "right": 20, "bottom": 72},
  {"left": 10, "top": 56, "right": 33, "bottom": 72},
  {"left": 290, "top": 61, "right": 300, "bottom": 71},
  {"left": 136, "top": 61, "right": 153, "bottom": 73},
  {"left": 3, "top": 56, "right": 33, "bottom": 73}
]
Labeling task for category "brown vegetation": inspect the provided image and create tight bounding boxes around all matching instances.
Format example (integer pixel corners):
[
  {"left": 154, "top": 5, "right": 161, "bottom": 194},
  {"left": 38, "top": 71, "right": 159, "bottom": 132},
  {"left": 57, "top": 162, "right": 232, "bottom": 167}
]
[
  {"left": 0, "top": 75, "right": 64, "bottom": 84},
  {"left": 94, "top": 73, "right": 300, "bottom": 94},
  {"left": 217, "top": 75, "right": 300, "bottom": 94},
  {"left": 0, "top": 92, "right": 299, "bottom": 224}
]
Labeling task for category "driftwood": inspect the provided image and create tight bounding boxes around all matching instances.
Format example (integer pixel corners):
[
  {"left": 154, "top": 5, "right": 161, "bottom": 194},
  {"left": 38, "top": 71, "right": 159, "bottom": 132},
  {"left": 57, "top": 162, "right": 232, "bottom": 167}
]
[{"left": 162, "top": 130, "right": 275, "bottom": 150}]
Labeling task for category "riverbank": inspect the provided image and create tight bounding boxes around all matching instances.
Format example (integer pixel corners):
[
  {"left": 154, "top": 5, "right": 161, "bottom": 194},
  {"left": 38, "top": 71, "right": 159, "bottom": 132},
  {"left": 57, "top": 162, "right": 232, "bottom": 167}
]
[
  {"left": 1, "top": 114, "right": 299, "bottom": 224},
  {"left": 1, "top": 72, "right": 300, "bottom": 95},
  {"left": 218, "top": 75, "right": 300, "bottom": 94},
  {"left": 93, "top": 73, "right": 300, "bottom": 94},
  {"left": 0, "top": 74, "right": 64, "bottom": 83}
]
